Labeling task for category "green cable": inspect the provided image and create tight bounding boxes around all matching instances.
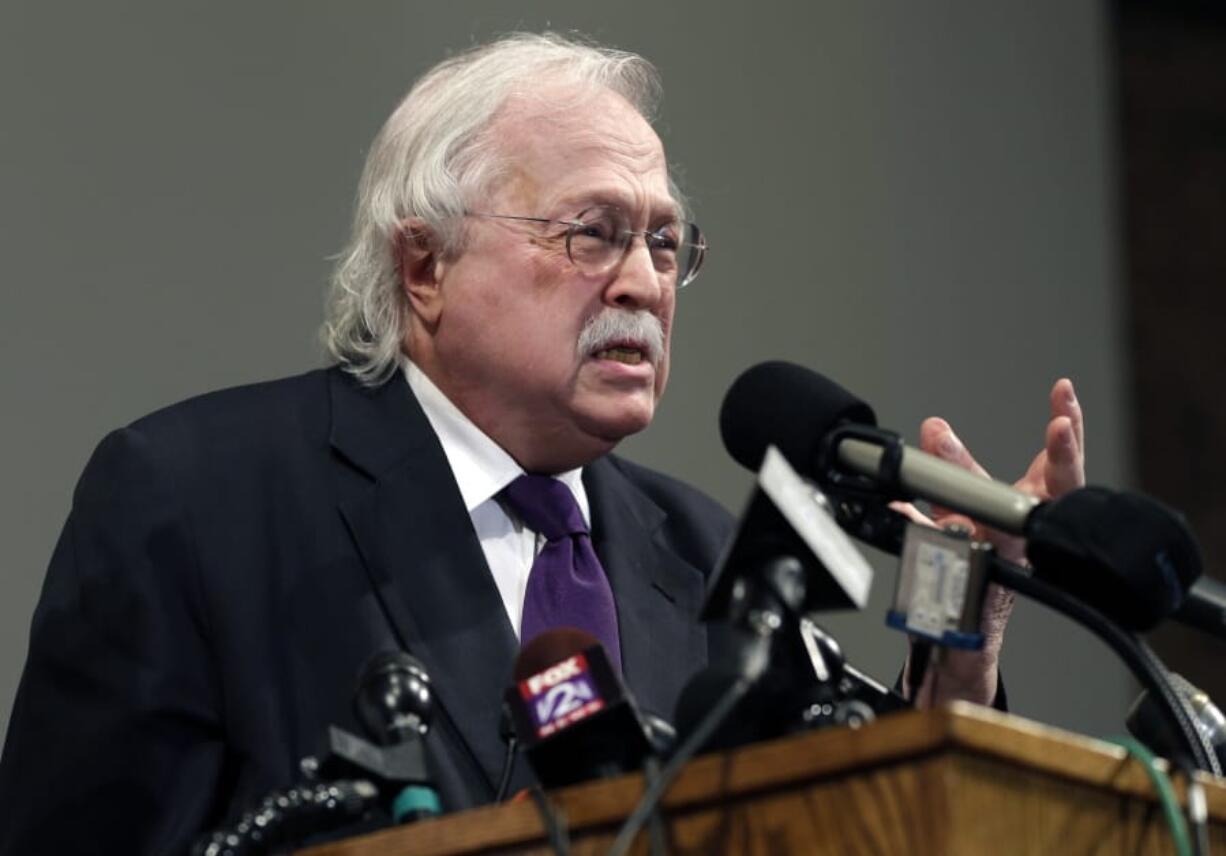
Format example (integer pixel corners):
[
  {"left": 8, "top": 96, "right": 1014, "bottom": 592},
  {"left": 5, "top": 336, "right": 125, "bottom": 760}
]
[{"left": 1105, "top": 736, "right": 1193, "bottom": 856}]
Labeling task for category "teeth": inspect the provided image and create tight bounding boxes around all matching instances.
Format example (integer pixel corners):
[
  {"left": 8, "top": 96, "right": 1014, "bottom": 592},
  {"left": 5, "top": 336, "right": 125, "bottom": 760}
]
[{"left": 595, "top": 347, "right": 644, "bottom": 365}]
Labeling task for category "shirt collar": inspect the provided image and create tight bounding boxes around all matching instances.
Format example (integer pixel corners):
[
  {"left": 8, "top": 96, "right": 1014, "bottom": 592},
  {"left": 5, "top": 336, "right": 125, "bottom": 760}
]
[{"left": 404, "top": 359, "right": 590, "bottom": 523}]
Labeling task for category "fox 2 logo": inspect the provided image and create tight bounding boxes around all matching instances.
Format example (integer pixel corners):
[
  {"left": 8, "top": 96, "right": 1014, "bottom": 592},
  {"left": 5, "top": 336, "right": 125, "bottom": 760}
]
[{"left": 535, "top": 678, "right": 595, "bottom": 725}]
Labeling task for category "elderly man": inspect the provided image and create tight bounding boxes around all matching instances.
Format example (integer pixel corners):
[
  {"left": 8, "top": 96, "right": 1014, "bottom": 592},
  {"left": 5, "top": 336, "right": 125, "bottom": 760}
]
[{"left": 0, "top": 33, "right": 1083, "bottom": 854}]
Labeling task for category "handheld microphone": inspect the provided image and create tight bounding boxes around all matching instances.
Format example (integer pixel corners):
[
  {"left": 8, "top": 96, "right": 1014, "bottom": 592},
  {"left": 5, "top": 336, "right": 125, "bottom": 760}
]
[{"left": 505, "top": 628, "right": 657, "bottom": 788}]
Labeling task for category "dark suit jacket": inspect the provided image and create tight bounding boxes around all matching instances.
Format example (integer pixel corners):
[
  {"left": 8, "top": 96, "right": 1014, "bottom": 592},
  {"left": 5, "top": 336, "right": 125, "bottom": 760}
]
[{"left": 0, "top": 367, "right": 734, "bottom": 855}]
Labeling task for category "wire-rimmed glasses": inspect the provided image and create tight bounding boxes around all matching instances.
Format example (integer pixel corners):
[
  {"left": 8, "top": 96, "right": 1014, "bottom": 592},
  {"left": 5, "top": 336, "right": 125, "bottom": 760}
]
[{"left": 466, "top": 205, "right": 707, "bottom": 288}]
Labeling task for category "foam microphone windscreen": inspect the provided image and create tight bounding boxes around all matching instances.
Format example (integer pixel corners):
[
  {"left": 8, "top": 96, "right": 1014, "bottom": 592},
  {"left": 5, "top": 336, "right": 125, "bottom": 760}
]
[
  {"left": 719, "top": 361, "right": 876, "bottom": 474},
  {"left": 507, "top": 628, "right": 652, "bottom": 788},
  {"left": 514, "top": 628, "right": 600, "bottom": 681},
  {"left": 1025, "top": 486, "right": 1203, "bottom": 631}
]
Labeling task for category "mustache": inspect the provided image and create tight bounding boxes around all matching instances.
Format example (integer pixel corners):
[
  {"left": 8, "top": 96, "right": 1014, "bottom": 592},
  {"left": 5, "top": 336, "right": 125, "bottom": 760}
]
[{"left": 576, "top": 309, "right": 666, "bottom": 366}]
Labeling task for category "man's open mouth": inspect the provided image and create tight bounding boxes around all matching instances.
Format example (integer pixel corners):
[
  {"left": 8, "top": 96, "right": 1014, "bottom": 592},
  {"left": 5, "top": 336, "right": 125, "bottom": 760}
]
[{"left": 593, "top": 346, "right": 646, "bottom": 365}]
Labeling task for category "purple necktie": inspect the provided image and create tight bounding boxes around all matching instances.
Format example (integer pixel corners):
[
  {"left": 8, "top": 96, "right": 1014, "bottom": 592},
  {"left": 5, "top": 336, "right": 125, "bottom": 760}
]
[{"left": 501, "top": 474, "right": 622, "bottom": 674}]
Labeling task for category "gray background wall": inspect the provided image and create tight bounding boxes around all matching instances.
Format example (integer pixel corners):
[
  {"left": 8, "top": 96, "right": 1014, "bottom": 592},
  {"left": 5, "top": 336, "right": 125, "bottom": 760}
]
[{"left": 0, "top": 2, "right": 1131, "bottom": 744}]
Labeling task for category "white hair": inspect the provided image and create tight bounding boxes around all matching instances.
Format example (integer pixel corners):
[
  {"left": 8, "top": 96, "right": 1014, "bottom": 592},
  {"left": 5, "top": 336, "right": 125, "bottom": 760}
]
[{"left": 322, "top": 32, "right": 671, "bottom": 386}]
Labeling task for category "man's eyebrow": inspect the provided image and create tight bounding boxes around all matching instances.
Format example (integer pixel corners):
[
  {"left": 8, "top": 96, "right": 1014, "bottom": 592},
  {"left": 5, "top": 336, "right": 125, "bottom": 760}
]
[{"left": 554, "top": 191, "right": 680, "bottom": 221}]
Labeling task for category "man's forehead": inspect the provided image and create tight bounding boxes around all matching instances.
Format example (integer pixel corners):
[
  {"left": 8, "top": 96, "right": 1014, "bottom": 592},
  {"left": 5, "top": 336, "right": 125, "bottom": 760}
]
[{"left": 490, "top": 89, "right": 676, "bottom": 216}]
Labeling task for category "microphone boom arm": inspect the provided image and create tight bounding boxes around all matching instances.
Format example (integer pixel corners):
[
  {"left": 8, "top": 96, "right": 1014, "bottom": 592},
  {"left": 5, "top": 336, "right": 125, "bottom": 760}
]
[
  {"left": 988, "top": 555, "right": 1219, "bottom": 775},
  {"left": 824, "top": 488, "right": 1219, "bottom": 775}
]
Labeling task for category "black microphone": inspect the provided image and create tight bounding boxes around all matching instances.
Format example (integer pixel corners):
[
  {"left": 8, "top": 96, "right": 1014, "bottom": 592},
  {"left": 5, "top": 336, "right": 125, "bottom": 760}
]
[
  {"left": 192, "top": 652, "right": 439, "bottom": 855},
  {"left": 720, "top": 360, "right": 1040, "bottom": 533},
  {"left": 719, "top": 361, "right": 1203, "bottom": 631},
  {"left": 1128, "top": 672, "right": 1226, "bottom": 770},
  {"left": 354, "top": 651, "right": 434, "bottom": 747},
  {"left": 504, "top": 628, "right": 657, "bottom": 788},
  {"left": 1025, "top": 487, "right": 1202, "bottom": 631},
  {"left": 317, "top": 651, "right": 441, "bottom": 823}
]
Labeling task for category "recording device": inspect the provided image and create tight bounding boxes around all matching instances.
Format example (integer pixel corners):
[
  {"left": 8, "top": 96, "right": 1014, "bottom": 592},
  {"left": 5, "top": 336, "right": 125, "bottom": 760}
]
[
  {"left": 889, "top": 522, "right": 992, "bottom": 649},
  {"left": 192, "top": 651, "right": 440, "bottom": 856},
  {"left": 1128, "top": 672, "right": 1226, "bottom": 770},
  {"left": 719, "top": 361, "right": 1203, "bottom": 633},
  {"left": 504, "top": 628, "right": 657, "bottom": 788}
]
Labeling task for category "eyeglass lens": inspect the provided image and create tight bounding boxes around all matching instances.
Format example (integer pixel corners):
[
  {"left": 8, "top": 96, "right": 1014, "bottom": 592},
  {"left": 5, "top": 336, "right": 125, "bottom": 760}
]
[{"left": 565, "top": 207, "right": 705, "bottom": 288}]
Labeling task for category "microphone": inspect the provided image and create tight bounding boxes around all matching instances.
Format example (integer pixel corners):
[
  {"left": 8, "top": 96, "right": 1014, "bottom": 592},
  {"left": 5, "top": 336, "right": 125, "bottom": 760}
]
[
  {"left": 192, "top": 652, "right": 439, "bottom": 855},
  {"left": 316, "top": 651, "right": 441, "bottom": 823},
  {"left": 504, "top": 628, "right": 657, "bottom": 788},
  {"left": 1128, "top": 672, "right": 1226, "bottom": 770},
  {"left": 720, "top": 360, "right": 1039, "bottom": 534},
  {"left": 719, "top": 361, "right": 1203, "bottom": 631},
  {"left": 1025, "top": 487, "right": 1202, "bottom": 631},
  {"left": 354, "top": 651, "right": 433, "bottom": 746}
]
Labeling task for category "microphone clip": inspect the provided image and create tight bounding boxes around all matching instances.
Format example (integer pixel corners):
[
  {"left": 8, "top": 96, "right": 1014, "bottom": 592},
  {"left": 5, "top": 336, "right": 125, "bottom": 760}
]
[
  {"left": 819, "top": 423, "right": 908, "bottom": 499},
  {"left": 815, "top": 425, "right": 911, "bottom": 555}
]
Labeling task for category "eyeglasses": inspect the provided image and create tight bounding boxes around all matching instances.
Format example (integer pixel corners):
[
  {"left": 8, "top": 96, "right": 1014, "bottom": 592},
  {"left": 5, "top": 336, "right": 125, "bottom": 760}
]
[{"left": 466, "top": 205, "right": 707, "bottom": 288}]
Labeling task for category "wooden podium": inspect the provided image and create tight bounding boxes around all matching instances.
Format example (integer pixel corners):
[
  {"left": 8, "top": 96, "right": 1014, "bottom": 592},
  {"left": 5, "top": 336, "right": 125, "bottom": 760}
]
[{"left": 299, "top": 703, "right": 1226, "bottom": 855}]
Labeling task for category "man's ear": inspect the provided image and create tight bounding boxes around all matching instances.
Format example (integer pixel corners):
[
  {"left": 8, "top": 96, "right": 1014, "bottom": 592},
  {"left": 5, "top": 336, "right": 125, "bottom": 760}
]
[{"left": 397, "top": 218, "right": 449, "bottom": 327}]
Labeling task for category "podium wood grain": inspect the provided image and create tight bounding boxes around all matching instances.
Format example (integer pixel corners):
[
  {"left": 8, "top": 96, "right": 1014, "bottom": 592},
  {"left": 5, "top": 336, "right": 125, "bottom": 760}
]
[{"left": 298, "top": 703, "right": 1226, "bottom": 855}]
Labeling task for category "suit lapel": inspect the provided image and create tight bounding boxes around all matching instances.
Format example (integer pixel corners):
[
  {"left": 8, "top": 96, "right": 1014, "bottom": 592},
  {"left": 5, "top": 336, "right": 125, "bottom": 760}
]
[
  {"left": 585, "top": 457, "right": 709, "bottom": 722},
  {"left": 328, "top": 371, "right": 516, "bottom": 796}
]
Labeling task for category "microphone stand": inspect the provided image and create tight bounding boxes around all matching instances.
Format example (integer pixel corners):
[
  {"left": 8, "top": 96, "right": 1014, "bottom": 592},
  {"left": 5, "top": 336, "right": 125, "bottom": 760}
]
[{"left": 988, "top": 555, "right": 1221, "bottom": 777}]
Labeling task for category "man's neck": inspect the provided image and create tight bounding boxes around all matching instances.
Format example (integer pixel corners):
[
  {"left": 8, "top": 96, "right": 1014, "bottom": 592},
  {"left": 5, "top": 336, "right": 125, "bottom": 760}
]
[{"left": 403, "top": 352, "right": 617, "bottom": 473}]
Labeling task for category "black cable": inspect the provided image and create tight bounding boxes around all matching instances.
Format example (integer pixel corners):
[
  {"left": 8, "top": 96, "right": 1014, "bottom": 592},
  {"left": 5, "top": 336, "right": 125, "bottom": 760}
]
[
  {"left": 607, "top": 674, "right": 754, "bottom": 856},
  {"left": 527, "top": 785, "right": 571, "bottom": 856},
  {"left": 642, "top": 757, "right": 669, "bottom": 856},
  {"left": 989, "top": 557, "right": 1220, "bottom": 776},
  {"left": 495, "top": 734, "right": 519, "bottom": 803},
  {"left": 191, "top": 779, "right": 379, "bottom": 856},
  {"left": 927, "top": 647, "right": 943, "bottom": 709},
  {"left": 906, "top": 639, "right": 932, "bottom": 702}
]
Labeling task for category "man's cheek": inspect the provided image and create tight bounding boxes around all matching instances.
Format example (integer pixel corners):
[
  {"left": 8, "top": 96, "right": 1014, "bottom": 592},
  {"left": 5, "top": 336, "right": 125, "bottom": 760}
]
[{"left": 654, "top": 359, "right": 670, "bottom": 399}]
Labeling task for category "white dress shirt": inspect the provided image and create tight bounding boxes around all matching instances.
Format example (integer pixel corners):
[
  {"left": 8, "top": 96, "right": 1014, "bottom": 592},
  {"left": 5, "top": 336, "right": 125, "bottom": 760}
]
[{"left": 404, "top": 360, "right": 590, "bottom": 638}]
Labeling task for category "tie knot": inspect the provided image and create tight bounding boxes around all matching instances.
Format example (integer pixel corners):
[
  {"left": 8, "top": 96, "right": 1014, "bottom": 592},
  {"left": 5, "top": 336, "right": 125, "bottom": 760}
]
[{"left": 501, "top": 474, "right": 588, "bottom": 541}]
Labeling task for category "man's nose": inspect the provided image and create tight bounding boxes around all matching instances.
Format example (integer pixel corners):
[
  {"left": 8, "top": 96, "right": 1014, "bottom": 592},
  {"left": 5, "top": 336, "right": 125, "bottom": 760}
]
[{"left": 604, "top": 238, "right": 666, "bottom": 309}]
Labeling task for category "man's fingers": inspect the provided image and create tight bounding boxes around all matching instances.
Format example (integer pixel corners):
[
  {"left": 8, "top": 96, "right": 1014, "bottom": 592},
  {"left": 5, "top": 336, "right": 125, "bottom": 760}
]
[
  {"left": 919, "top": 417, "right": 991, "bottom": 526},
  {"left": 919, "top": 417, "right": 991, "bottom": 479},
  {"left": 1050, "top": 378, "right": 1085, "bottom": 462},
  {"left": 1044, "top": 415, "right": 1085, "bottom": 496},
  {"left": 889, "top": 500, "right": 934, "bottom": 527}
]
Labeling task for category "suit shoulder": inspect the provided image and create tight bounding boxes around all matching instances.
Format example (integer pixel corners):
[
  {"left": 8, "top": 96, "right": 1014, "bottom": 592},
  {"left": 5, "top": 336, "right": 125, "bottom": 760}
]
[
  {"left": 128, "top": 368, "right": 334, "bottom": 436},
  {"left": 79, "top": 368, "right": 342, "bottom": 498}
]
